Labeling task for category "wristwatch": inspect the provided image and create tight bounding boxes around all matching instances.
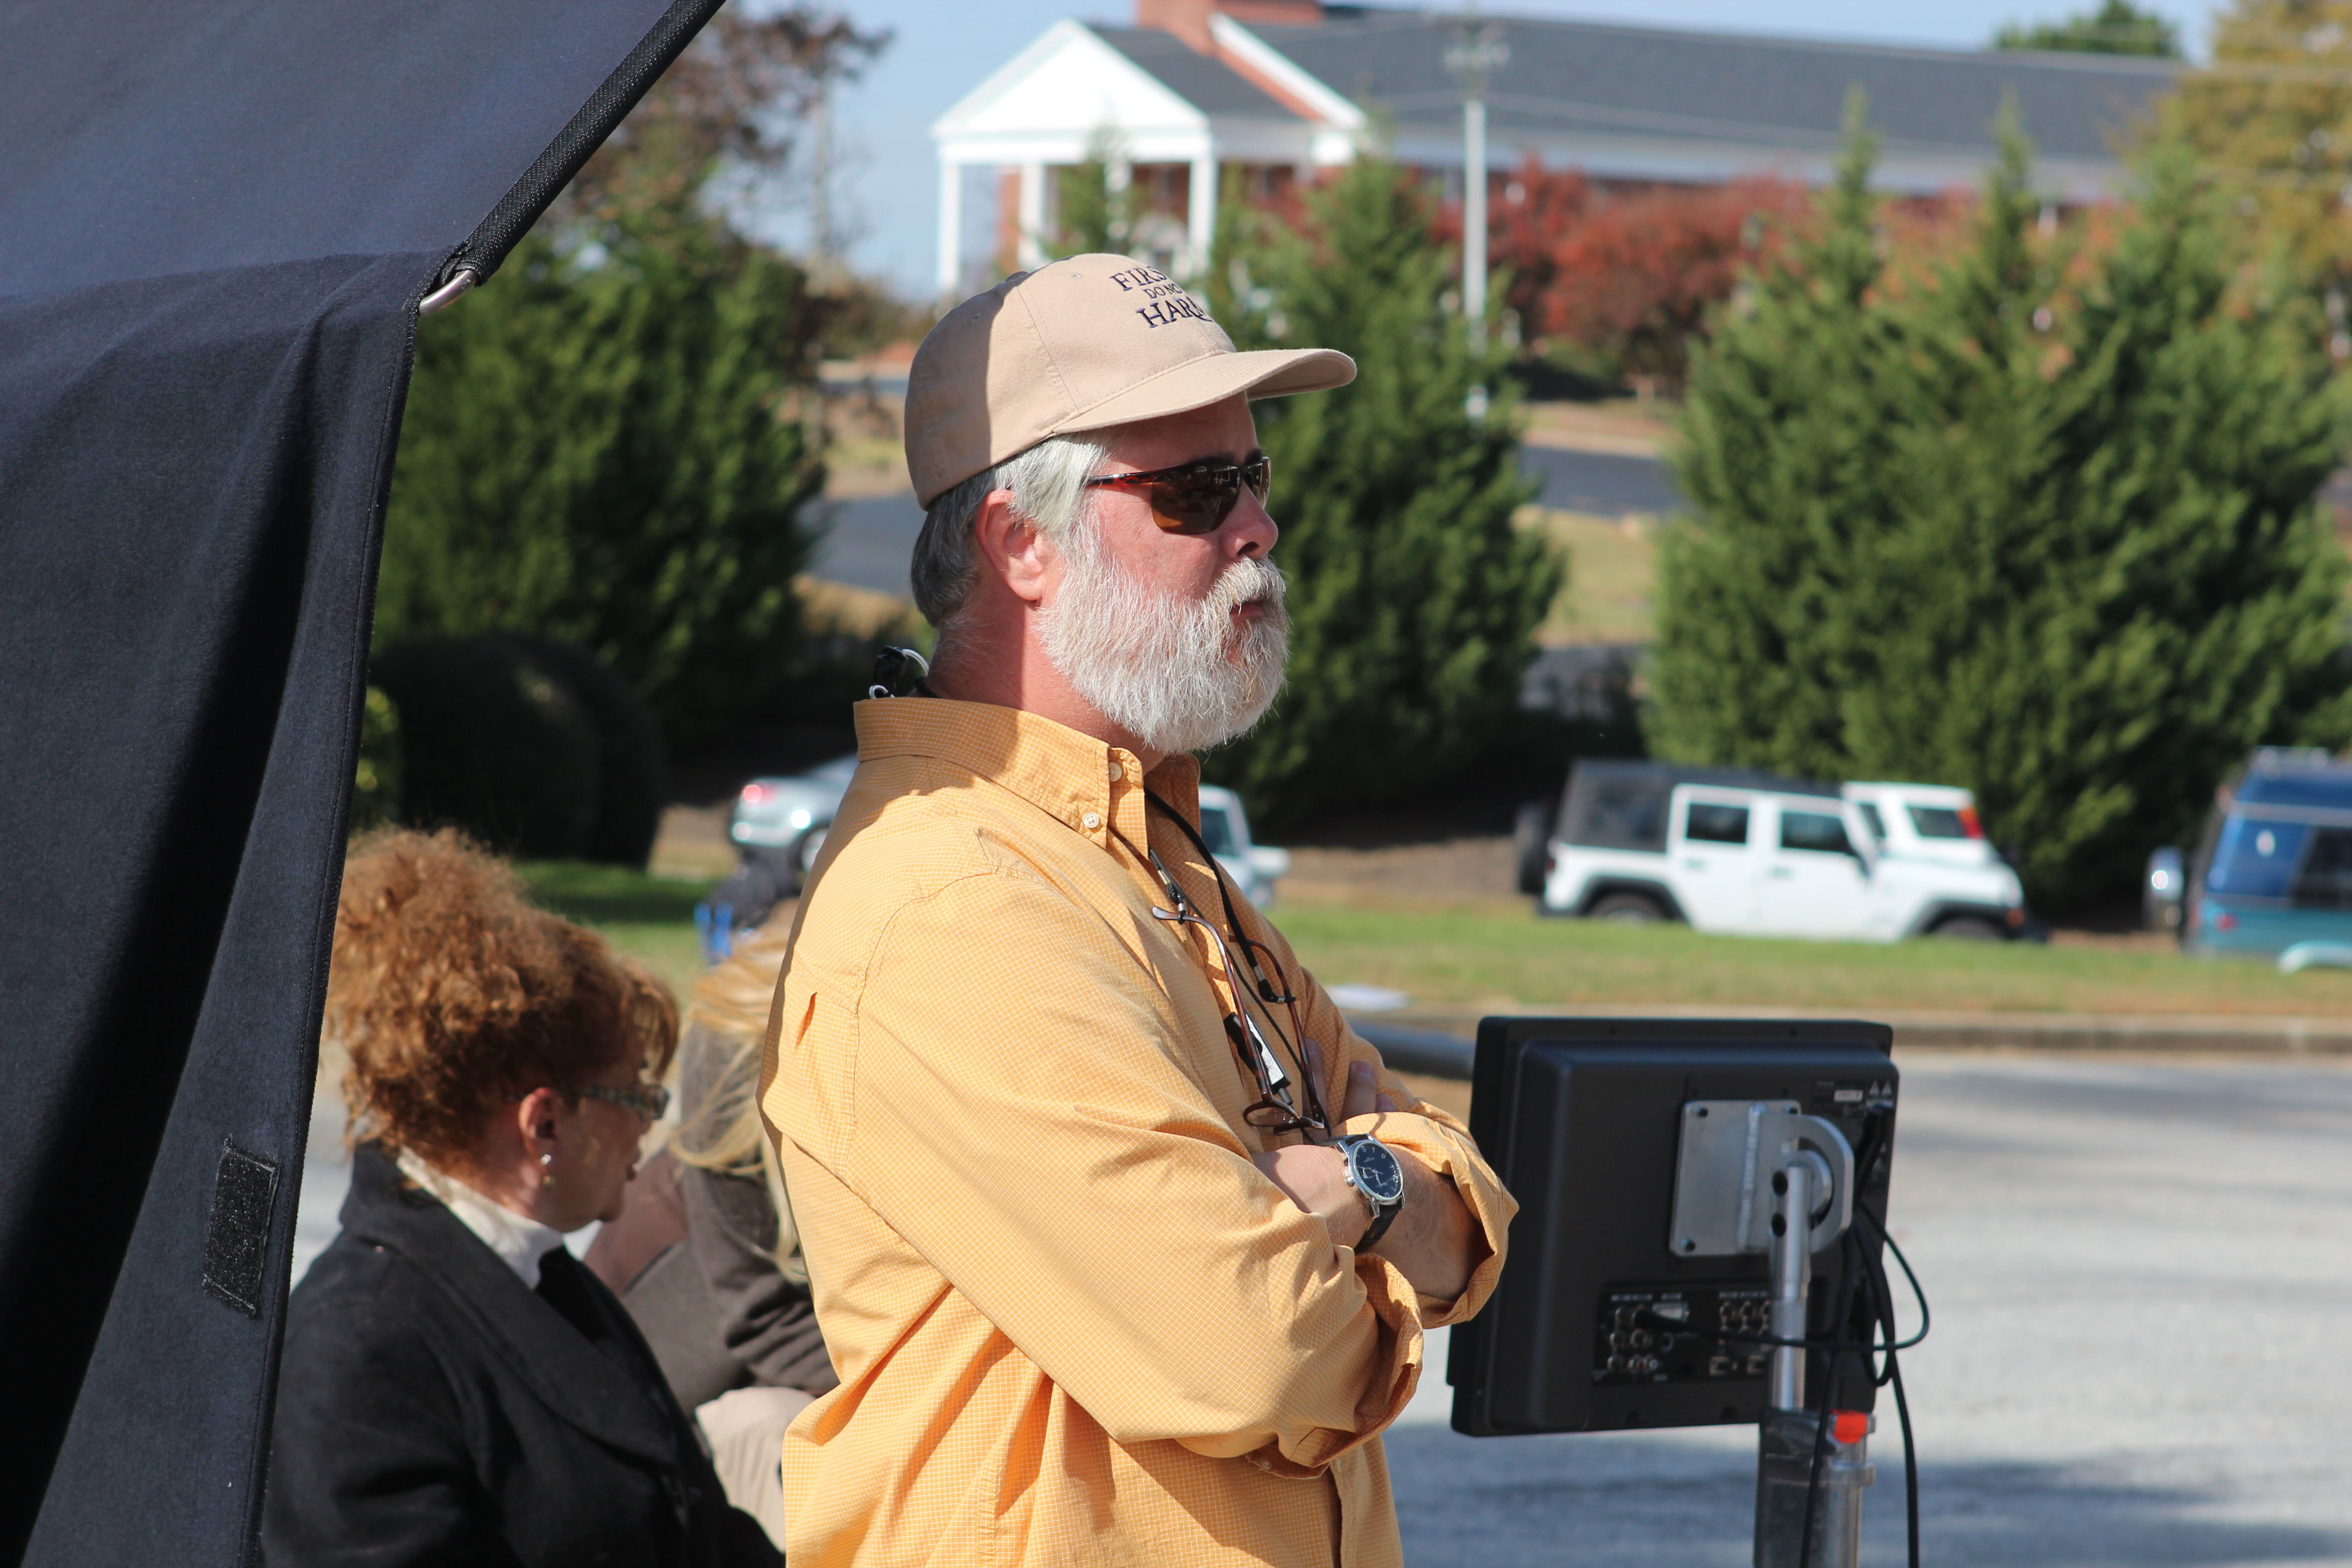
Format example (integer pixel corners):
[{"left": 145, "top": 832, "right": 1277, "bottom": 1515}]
[{"left": 1336, "top": 1134, "right": 1406, "bottom": 1249}]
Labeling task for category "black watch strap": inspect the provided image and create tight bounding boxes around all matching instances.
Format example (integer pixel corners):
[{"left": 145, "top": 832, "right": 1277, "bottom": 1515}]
[{"left": 1341, "top": 1134, "right": 1404, "bottom": 1250}]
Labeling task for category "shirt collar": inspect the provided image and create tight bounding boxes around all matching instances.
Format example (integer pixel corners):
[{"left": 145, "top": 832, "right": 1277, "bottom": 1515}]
[
  {"left": 853, "top": 696, "right": 1202, "bottom": 846},
  {"left": 396, "top": 1148, "right": 569, "bottom": 1289}
]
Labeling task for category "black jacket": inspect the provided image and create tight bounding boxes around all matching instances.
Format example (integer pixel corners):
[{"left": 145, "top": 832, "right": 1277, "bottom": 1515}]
[{"left": 262, "top": 1145, "right": 779, "bottom": 1568}]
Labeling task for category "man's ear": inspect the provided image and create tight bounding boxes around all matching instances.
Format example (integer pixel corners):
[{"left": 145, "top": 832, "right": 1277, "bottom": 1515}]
[{"left": 972, "top": 488, "right": 1054, "bottom": 607}]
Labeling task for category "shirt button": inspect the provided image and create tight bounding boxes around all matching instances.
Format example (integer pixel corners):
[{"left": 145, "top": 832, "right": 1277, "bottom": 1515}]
[{"left": 1083, "top": 812, "right": 1102, "bottom": 830}]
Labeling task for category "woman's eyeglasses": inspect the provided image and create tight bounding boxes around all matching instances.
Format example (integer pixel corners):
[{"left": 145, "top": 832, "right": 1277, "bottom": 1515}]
[
  {"left": 578, "top": 1082, "right": 670, "bottom": 1121},
  {"left": 1082, "top": 454, "right": 1272, "bottom": 536}
]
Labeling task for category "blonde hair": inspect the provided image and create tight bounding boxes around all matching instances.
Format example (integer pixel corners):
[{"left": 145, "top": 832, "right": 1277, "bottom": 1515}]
[
  {"left": 672, "top": 911, "right": 804, "bottom": 1282},
  {"left": 330, "top": 828, "right": 678, "bottom": 1168}
]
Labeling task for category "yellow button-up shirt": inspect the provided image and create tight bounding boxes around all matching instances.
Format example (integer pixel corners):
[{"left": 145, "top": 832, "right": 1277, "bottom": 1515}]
[{"left": 760, "top": 698, "right": 1514, "bottom": 1567}]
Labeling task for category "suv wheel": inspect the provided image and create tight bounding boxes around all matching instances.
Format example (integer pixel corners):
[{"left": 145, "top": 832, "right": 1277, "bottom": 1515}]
[
  {"left": 1932, "top": 915, "right": 2004, "bottom": 941},
  {"left": 1588, "top": 891, "right": 1668, "bottom": 925}
]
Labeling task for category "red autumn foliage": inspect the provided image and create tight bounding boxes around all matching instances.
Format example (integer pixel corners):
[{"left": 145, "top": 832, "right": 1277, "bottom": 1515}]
[{"left": 1483, "top": 156, "right": 1814, "bottom": 388}]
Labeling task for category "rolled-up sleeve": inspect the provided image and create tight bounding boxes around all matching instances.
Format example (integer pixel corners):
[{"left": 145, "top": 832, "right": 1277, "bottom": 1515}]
[
  {"left": 829, "top": 868, "right": 1431, "bottom": 1474},
  {"left": 1273, "top": 941, "right": 1517, "bottom": 1331}
]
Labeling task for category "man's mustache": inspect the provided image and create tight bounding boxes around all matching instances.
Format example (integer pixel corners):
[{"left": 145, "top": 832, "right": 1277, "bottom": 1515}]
[{"left": 1211, "top": 559, "right": 1286, "bottom": 613}]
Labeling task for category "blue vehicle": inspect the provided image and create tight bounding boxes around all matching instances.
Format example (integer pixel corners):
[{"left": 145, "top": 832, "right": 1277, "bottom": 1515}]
[{"left": 2155, "top": 749, "right": 2352, "bottom": 961}]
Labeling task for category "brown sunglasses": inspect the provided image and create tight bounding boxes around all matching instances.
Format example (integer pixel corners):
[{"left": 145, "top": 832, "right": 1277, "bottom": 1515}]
[{"left": 1082, "top": 454, "right": 1272, "bottom": 535}]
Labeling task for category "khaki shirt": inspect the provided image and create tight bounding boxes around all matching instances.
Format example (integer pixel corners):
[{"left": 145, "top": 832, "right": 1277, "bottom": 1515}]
[{"left": 761, "top": 698, "right": 1514, "bottom": 1567}]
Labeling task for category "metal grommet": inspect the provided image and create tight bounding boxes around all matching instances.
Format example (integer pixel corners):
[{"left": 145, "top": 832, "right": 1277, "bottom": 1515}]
[{"left": 418, "top": 267, "right": 480, "bottom": 315}]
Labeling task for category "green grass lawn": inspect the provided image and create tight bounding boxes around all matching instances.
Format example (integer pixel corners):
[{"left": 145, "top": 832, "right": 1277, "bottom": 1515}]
[
  {"left": 1521, "top": 505, "right": 1660, "bottom": 644},
  {"left": 519, "top": 861, "right": 715, "bottom": 1002},
  {"left": 514, "top": 861, "right": 2352, "bottom": 1020},
  {"left": 1274, "top": 902, "right": 2352, "bottom": 1017}
]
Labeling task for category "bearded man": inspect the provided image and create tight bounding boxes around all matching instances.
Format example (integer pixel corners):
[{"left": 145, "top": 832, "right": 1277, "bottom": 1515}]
[{"left": 759, "top": 254, "right": 1514, "bottom": 1568}]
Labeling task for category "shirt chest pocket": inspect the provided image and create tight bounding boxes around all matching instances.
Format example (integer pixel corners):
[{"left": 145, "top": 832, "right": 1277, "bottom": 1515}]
[{"left": 770, "top": 985, "right": 861, "bottom": 1169}]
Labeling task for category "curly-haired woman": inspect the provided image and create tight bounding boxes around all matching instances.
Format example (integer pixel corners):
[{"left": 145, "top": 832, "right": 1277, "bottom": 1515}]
[{"left": 263, "top": 828, "right": 777, "bottom": 1568}]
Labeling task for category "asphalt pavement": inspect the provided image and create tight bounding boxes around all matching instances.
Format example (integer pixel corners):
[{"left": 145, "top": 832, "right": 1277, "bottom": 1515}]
[
  {"left": 292, "top": 1053, "right": 2352, "bottom": 1565},
  {"left": 805, "top": 492, "right": 926, "bottom": 598},
  {"left": 800, "top": 443, "right": 1680, "bottom": 599},
  {"left": 1386, "top": 1053, "right": 2352, "bottom": 1567}
]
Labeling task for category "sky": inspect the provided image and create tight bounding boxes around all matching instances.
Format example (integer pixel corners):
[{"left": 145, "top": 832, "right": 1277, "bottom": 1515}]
[{"left": 789, "top": 0, "right": 2220, "bottom": 299}]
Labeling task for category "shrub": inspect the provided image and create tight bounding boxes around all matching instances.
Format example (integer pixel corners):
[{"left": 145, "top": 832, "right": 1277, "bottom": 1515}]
[
  {"left": 370, "top": 636, "right": 669, "bottom": 866},
  {"left": 351, "top": 686, "right": 403, "bottom": 832},
  {"left": 485, "top": 635, "right": 668, "bottom": 868},
  {"left": 1488, "top": 159, "right": 1811, "bottom": 390}
]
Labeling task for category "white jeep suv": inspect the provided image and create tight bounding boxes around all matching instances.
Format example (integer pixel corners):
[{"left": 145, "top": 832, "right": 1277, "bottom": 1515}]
[{"left": 1527, "top": 761, "right": 2028, "bottom": 941}]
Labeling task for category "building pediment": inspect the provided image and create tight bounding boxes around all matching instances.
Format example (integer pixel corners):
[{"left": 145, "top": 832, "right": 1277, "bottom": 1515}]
[{"left": 933, "top": 20, "right": 1212, "bottom": 144}]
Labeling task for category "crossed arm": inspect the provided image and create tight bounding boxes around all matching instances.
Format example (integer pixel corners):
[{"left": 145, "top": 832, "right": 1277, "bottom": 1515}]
[{"left": 1251, "top": 1044, "right": 1480, "bottom": 1302}]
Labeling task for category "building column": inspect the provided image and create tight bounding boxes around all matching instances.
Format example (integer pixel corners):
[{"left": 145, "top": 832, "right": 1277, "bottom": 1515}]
[
  {"left": 1107, "top": 154, "right": 1132, "bottom": 251},
  {"left": 1017, "top": 161, "right": 1048, "bottom": 269},
  {"left": 935, "top": 152, "right": 962, "bottom": 298},
  {"left": 1186, "top": 148, "right": 1217, "bottom": 279}
]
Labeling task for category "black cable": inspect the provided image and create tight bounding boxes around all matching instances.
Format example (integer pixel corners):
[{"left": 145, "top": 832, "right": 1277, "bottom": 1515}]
[
  {"left": 1795, "top": 1225, "right": 1865, "bottom": 1568},
  {"left": 1888, "top": 1345, "right": 1921, "bottom": 1568},
  {"left": 1637, "top": 1315, "right": 1873, "bottom": 1354},
  {"left": 1856, "top": 1204, "right": 1931, "bottom": 1348},
  {"left": 1850, "top": 1205, "right": 1923, "bottom": 1568},
  {"left": 1640, "top": 1192, "right": 1931, "bottom": 1568}
]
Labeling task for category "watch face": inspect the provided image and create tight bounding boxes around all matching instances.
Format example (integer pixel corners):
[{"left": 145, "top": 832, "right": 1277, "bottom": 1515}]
[{"left": 1349, "top": 1139, "right": 1406, "bottom": 1205}]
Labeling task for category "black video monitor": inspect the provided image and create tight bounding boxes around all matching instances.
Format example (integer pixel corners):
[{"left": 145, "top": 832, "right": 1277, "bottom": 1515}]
[{"left": 1448, "top": 1018, "right": 1899, "bottom": 1436}]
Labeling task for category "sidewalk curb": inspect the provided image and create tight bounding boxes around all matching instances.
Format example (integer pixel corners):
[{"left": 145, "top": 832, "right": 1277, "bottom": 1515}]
[{"left": 1348, "top": 1008, "right": 2352, "bottom": 1078}]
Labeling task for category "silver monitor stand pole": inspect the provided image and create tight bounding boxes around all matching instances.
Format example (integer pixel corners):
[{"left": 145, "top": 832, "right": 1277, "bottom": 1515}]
[{"left": 1753, "top": 1156, "right": 1874, "bottom": 1568}]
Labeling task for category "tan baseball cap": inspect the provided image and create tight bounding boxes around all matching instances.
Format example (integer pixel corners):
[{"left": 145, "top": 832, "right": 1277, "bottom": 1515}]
[{"left": 904, "top": 253, "right": 1356, "bottom": 506}]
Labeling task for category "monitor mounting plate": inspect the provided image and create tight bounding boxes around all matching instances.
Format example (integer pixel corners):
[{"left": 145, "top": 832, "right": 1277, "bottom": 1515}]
[{"left": 1668, "top": 1100, "right": 1854, "bottom": 1258}]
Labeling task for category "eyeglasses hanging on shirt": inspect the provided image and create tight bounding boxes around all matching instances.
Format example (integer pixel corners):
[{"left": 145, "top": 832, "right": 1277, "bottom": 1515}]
[{"left": 1112, "top": 790, "right": 1331, "bottom": 1138}]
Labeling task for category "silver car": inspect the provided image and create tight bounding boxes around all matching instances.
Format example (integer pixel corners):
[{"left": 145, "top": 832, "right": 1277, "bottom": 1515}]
[
  {"left": 730, "top": 754, "right": 858, "bottom": 885},
  {"left": 730, "top": 759, "right": 1288, "bottom": 904}
]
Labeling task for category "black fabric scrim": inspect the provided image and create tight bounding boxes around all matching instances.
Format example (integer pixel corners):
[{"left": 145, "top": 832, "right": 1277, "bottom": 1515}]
[{"left": 0, "top": 1, "right": 721, "bottom": 1558}]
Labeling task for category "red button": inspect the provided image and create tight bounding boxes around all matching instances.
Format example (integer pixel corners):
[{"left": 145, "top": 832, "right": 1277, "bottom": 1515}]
[{"left": 1832, "top": 1410, "right": 1869, "bottom": 1445}]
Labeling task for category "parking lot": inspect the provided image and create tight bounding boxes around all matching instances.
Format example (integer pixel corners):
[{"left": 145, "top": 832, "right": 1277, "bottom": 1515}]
[
  {"left": 1386, "top": 1052, "right": 2352, "bottom": 1566},
  {"left": 293, "top": 1051, "right": 2352, "bottom": 1565}
]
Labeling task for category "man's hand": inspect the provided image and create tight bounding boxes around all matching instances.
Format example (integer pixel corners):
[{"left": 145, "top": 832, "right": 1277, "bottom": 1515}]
[{"left": 1250, "top": 1051, "right": 1480, "bottom": 1303}]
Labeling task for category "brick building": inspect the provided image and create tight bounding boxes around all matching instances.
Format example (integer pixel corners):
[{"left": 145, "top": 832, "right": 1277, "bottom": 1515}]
[{"left": 930, "top": 0, "right": 2175, "bottom": 292}]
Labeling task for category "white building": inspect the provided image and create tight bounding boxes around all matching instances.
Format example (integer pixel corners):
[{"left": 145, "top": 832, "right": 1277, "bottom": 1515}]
[{"left": 931, "top": 0, "right": 2176, "bottom": 293}]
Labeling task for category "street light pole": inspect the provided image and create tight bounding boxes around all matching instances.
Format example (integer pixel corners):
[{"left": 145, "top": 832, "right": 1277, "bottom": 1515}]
[
  {"left": 811, "top": 68, "right": 833, "bottom": 288},
  {"left": 1447, "top": 2, "right": 1506, "bottom": 420},
  {"left": 1464, "top": 91, "right": 1486, "bottom": 355}
]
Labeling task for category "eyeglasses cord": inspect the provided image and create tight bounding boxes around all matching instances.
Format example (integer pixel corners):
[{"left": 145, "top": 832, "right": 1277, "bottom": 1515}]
[{"left": 1105, "top": 792, "right": 1330, "bottom": 1133}]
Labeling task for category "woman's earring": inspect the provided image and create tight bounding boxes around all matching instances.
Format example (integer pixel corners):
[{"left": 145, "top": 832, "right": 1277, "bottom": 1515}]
[{"left": 539, "top": 1150, "right": 554, "bottom": 1186}]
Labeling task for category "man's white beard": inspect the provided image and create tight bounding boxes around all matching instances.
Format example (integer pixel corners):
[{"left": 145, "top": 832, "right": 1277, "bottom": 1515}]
[{"left": 1039, "top": 525, "right": 1289, "bottom": 756}]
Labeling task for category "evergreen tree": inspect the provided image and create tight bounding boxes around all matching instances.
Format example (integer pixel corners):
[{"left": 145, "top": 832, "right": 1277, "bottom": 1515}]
[
  {"left": 1204, "top": 158, "right": 1559, "bottom": 825},
  {"left": 377, "top": 219, "right": 827, "bottom": 753},
  {"left": 1653, "top": 103, "right": 2352, "bottom": 908},
  {"left": 1054, "top": 132, "right": 1146, "bottom": 256},
  {"left": 377, "top": 6, "right": 887, "bottom": 759},
  {"left": 1995, "top": 0, "right": 2180, "bottom": 56}
]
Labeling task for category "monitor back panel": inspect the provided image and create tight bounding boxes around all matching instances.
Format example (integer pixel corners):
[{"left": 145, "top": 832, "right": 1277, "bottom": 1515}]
[{"left": 1448, "top": 1018, "right": 1897, "bottom": 1436}]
